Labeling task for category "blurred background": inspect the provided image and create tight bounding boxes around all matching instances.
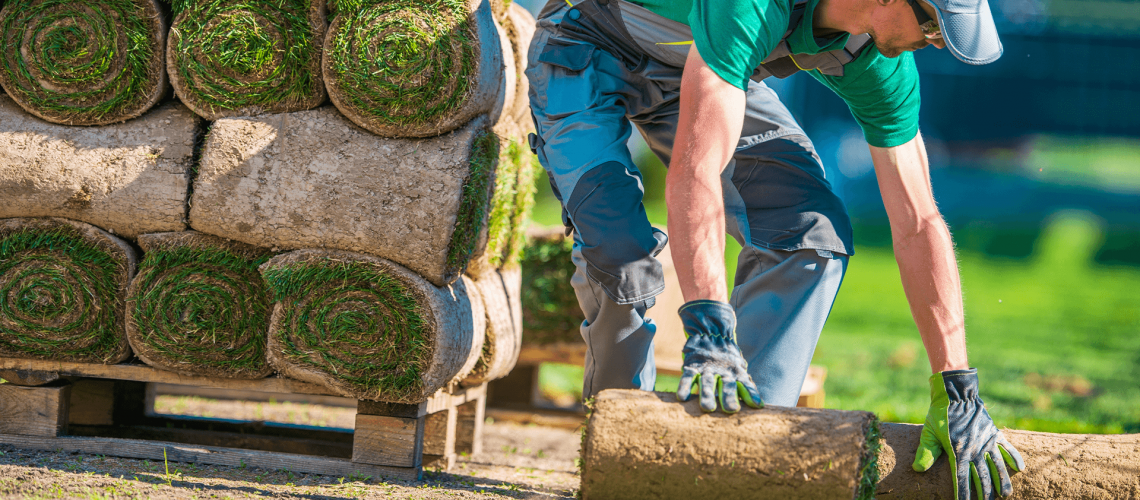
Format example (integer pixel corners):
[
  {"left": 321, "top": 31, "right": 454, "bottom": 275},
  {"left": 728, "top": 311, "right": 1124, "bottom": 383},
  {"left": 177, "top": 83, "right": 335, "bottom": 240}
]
[{"left": 513, "top": 0, "right": 1139, "bottom": 433}]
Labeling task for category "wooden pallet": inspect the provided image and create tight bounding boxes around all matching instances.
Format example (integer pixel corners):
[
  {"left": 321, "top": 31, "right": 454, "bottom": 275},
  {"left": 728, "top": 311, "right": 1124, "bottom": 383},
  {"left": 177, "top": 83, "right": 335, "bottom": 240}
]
[{"left": 0, "top": 358, "right": 486, "bottom": 481}]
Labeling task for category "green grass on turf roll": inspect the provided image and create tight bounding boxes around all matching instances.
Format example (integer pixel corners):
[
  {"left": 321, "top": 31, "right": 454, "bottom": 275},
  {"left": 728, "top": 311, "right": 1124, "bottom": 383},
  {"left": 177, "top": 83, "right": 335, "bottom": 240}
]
[
  {"left": 126, "top": 232, "right": 274, "bottom": 379},
  {"left": 0, "top": 0, "right": 166, "bottom": 125},
  {"left": 262, "top": 249, "right": 484, "bottom": 402},
  {"left": 324, "top": 0, "right": 503, "bottom": 137},
  {"left": 0, "top": 218, "right": 135, "bottom": 363},
  {"left": 167, "top": 0, "right": 326, "bottom": 120}
]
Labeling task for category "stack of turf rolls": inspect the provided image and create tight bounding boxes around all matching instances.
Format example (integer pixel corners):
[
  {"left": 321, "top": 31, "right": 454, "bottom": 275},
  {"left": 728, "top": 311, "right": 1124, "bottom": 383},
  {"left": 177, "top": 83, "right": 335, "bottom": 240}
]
[{"left": 0, "top": 0, "right": 539, "bottom": 403}]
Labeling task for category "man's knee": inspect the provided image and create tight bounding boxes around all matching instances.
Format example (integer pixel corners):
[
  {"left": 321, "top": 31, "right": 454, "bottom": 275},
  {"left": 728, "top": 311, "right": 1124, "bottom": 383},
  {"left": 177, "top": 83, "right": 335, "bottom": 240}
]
[{"left": 566, "top": 161, "right": 668, "bottom": 305}]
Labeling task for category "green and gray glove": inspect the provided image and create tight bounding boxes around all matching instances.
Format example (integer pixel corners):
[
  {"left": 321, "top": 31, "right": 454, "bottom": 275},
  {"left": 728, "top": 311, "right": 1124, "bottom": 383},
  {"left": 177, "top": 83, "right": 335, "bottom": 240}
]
[
  {"left": 675, "top": 300, "right": 763, "bottom": 413},
  {"left": 914, "top": 368, "right": 1026, "bottom": 500}
]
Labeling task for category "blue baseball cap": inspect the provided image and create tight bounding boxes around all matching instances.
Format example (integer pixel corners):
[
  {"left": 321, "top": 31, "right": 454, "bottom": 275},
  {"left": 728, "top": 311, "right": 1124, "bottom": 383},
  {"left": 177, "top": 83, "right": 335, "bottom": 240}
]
[{"left": 924, "top": 0, "right": 1003, "bottom": 64}]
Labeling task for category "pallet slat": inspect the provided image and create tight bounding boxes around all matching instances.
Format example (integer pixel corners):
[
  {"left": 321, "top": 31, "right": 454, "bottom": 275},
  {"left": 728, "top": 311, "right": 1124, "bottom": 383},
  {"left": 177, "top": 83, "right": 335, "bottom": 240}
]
[{"left": 0, "top": 384, "right": 69, "bottom": 437}]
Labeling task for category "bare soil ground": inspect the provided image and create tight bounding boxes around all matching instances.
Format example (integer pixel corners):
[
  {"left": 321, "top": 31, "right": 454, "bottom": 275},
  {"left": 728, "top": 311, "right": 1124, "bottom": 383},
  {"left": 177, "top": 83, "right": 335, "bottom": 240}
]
[{"left": 0, "top": 396, "right": 583, "bottom": 499}]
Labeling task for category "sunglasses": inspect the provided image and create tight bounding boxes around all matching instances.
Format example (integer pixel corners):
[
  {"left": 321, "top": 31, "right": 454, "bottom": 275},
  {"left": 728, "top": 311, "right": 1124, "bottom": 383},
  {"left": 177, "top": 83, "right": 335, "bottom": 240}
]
[{"left": 907, "top": 0, "right": 943, "bottom": 40}]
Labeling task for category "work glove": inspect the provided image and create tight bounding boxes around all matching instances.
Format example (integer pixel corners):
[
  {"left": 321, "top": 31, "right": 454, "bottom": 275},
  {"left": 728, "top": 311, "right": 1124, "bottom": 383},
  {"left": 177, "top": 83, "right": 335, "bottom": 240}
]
[
  {"left": 914, "top": 368, "right": 1026, "bottom": 500},
  {"left": 675, "top": 300, "right": 763, "bottom": 413}
]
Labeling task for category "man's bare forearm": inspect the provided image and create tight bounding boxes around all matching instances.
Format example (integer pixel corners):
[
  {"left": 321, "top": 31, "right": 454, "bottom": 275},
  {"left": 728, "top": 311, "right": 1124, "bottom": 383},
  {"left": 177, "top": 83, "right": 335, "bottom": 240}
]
[
  {"left": 869, "top": 134, "right": 969, "bottom": 373},
  {"left": 666, "top": 47, "right": 746, "bottom": 303}
]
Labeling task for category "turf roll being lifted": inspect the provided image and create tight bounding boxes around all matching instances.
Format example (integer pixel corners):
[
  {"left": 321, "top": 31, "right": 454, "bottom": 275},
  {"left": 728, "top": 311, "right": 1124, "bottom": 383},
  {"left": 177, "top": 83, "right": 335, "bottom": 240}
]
[
  {"left": 167, "top": 0, "right": 327, "bottom": 120},
  {"left": 126, "top": 231, "right": 275, "bottom": 379},
  {"left": 0, "top": 217, "right": 137, "bottom": 364},
  {"left": 0, "top": 0, "right": 167, "bottom": 126},
  {"left": 581, "top": 390, "right": 882, "bottom": 500},
  {"left": 876, "top": 423, "right": 1140, "bottom": 500},
  {"left": 323, "top": 0, "right": 506, "bottom": 137},
  {"left": 260, "top": 249, "right": 486, "bottom": 403},
  {"left": 0, "top": 96, "right": 200, "bottom": 239},
  {"left": 190, "top": 106, "right": 499, "bottom": 286}
]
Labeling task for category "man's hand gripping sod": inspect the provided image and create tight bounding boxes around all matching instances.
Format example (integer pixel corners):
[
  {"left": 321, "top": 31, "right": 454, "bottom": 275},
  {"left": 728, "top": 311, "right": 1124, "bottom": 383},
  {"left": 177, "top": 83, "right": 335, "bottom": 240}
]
[
  {"left": 675, "top": 300, "right": 763, "bottom": 413},
  {"left": 914, "top": 369, "right": 1026, "bottom": 500}
]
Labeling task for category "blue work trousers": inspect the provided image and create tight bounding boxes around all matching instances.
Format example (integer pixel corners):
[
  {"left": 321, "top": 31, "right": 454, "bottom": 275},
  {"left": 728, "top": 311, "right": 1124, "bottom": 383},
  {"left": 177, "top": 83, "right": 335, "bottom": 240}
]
[{"left": 527, "top": 0, "right": 852, "bottom": 406}]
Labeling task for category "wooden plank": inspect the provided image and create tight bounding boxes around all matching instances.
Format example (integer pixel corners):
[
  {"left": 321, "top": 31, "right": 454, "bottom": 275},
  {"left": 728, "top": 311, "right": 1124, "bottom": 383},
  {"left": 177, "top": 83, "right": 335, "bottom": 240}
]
[
  {"left": 152, "top": 384, "right": 357, "bottom": 408},
  {"left": 0, "top": 383, "right": 70, "bottom": 437},
  {"left": 0, "top": 382, "right": 68, "bottom": 437},
  {"left": 0, "top": 358, "right": 334, "bottom": 397},
  {"left": 0, "top": 368, "right": 60, "bottom": 386},
  {"left": 455, "top": 396, "right": 485, "bottom": 455},
  {"left": 357, "top": 400, "right": 427, "bottom": 418},
  {"left": 0, "top": 433, "right": 420, "bottom": 481},
  {"left": 352, "top": 414, "right": 424, "bottom": 468}
]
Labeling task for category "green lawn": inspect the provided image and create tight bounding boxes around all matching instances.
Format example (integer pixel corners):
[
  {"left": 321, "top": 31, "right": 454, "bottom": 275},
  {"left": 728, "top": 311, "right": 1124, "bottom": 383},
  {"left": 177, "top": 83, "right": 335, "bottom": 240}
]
[{"left": 532, "top": 176, "right": 1140, "bottom": 432}]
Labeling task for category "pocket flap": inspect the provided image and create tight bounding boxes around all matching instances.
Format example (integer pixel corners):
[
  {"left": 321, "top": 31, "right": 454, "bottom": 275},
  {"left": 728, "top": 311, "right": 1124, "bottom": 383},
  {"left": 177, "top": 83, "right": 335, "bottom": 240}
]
[{"left": 538, "top": 39, "right": 594, "bottom": 72}]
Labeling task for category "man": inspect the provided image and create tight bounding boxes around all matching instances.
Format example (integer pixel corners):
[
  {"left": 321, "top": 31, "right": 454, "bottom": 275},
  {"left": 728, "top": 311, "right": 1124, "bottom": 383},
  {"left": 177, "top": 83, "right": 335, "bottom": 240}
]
[{"left": 525, "top": 0, "right": 1025, "bottom": 496}]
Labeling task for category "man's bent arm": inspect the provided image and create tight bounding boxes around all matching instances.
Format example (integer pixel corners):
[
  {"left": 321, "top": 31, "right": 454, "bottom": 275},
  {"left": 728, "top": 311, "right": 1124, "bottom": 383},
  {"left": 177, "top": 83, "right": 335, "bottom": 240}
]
[
  {"left": 869, "top": 133, "right": 969, "bottom": 373},
  {"left": 666, "top": 47, "right": 746, "bottom": 303}
]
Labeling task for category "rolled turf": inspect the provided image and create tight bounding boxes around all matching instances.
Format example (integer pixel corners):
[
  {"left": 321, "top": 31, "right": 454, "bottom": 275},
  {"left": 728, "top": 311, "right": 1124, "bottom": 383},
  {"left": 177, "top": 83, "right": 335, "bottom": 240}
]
[
  {"left": 323, "top": 0, "right": 506, "bottom": 137},
  {"left": 126, "top": 231, "right": 275, "bottom": 379},
  {"left": 0, "top": 217, "right": 137, "bottom": 364},
  {"left": 167, "top": 0, "right": 326, "bottom": 120},
  {"left": 502, "top": 2, "right": 535, "bottom": 129},
  {"left": 581, "top": 390, "right": 881, "bottom": 500},
  {"left": 190, "top": 106, "right": 499, "bottom": 286},
  {"left": 467, "top": 136, "right": 538, "bottom": 277},
  {"left": 0, "top": 0, "right": 167, "bottom": 126},
  {"left": 260, "top": 249, "right": 485, "bottom": 403},
  {"left": 0, "top": 95, "right": 201, "bottom": 239},
  {"left": 460, "top": 267, "right": 521, "bottom": 385}
]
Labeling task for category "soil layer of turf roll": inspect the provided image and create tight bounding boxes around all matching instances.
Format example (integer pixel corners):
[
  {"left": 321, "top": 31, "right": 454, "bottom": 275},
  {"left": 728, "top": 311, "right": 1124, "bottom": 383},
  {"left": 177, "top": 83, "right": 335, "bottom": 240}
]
[
  {"left": 167, "top": 0, "right": 327, "bottom": 120},
  {"left": 0, "top": 96, "right": 201, "bottom": 239},
  {"left": 0, "top": 0, "right": 167, "bottom": 126},
  {"left": 126, "top": 231, "right": 275, "bottom": 379},
  {"left": 461, "top": 267, "right": 521, "bottom": 385},
  {"left": 323, "top": 0, "right": 506, "bottom": 137},
  {"left": 190, "top": 106, "right": 498, "bottom": 286},
  {"left": 260, "top": 249, "right": 485, "bottom": 403},
  {"left": 581, "top": 390, "right": 881, "bottom": 500},
  {"left": 0, "top": 217, "right": 137, "bottom": 364}
]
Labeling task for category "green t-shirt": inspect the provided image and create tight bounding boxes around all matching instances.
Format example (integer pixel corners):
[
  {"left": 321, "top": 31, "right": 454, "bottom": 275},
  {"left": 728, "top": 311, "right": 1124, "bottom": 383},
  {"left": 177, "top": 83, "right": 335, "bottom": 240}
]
[{"left": 634, "top": 0, "right": 920, "bottom": 148}]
